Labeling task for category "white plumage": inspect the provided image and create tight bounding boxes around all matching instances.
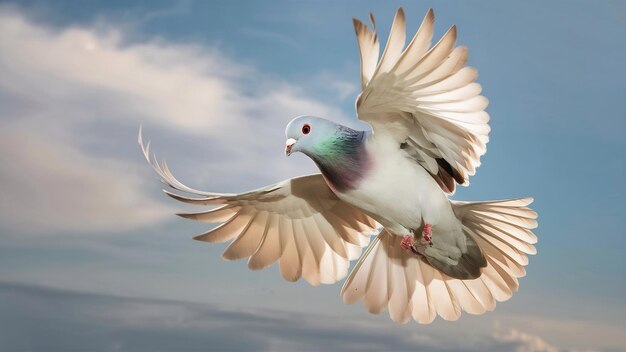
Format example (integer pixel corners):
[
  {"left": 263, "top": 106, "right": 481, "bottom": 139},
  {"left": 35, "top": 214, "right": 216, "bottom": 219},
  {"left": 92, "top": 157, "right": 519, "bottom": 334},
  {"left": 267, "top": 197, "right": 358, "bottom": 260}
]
[
  {"left": 141, "top": 133, "right": 377, "bottom": 286},
  {"left": 140, "top": 7, "right": 538, "bottom": 324},
  {"left": 355, "top": 8, "right": 490, "bottom": 193},
  {"left": 341, "top": 199, "right": 537, "bottom": 323}
]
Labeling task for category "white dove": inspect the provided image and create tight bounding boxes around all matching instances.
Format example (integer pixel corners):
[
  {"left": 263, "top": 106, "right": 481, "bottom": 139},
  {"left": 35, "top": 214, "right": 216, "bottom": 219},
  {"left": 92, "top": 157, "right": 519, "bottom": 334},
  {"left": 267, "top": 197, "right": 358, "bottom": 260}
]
[{"left": 140, "top": 8, "right": 538, "bottom": 324}]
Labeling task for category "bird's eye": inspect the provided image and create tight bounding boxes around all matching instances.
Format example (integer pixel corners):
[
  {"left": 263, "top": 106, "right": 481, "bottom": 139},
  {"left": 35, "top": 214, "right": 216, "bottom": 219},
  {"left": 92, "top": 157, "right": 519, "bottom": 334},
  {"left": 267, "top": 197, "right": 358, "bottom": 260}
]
[{"left": 301, "top": 124, "right": 311, "bottom": 135}]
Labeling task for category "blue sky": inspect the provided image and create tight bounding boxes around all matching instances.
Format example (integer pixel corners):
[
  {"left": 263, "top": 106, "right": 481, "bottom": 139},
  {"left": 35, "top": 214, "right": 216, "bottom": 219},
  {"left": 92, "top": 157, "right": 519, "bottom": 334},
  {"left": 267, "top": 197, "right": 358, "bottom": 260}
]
[{"left": 0, "top": 1, "right": 624, "bottom": 351}]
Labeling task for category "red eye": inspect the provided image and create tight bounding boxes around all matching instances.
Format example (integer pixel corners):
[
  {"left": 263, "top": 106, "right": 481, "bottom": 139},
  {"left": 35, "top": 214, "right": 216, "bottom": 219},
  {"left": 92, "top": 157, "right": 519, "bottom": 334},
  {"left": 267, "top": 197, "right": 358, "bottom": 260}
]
[{"left": 301, "top": 124, "right": 311, "bottom": 135}]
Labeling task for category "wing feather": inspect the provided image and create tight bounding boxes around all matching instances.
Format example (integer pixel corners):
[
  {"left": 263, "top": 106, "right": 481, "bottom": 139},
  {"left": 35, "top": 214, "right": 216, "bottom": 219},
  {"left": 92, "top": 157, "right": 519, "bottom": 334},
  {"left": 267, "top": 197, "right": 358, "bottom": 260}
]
[
  {"left": 373, "top": 8, "right": 406, "bottom": 77},
  {"left": 353, "top": 9, "right": 490, "bottom": 193},
  {"left": 280, "top": 219, "right": 302, "bottom": 282},
  {"left": 248, "top": 213, "right": 281, "bottom": 270},
  {"left": 193, "top": 208, "right": 252, "bottom": 243},
  {"left": 341, "top": 222, "right": 533, "bottom": 323},
  {"left": 222, "top": 211, "right": 267, "bottom": 260},
  {"left": 140, "top": 132, "right": 378, "bottom": 285},
  {"left": 364, "top": 240, "right": 389, "bottom": 314}
]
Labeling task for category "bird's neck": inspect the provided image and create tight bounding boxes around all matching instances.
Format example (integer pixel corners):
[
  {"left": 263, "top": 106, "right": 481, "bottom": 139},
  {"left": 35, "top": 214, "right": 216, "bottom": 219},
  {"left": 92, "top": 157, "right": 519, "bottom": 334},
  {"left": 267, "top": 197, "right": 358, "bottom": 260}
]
[{"left": 308, "top": 127, "right": 371, "bottom": 193}]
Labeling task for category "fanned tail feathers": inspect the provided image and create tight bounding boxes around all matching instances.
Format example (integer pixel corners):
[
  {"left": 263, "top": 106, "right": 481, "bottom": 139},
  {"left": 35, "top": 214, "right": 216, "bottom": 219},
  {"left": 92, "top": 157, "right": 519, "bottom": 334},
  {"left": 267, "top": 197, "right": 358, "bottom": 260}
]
[{"left": 341, "top": 198, "right": 537, "bottom": 324}]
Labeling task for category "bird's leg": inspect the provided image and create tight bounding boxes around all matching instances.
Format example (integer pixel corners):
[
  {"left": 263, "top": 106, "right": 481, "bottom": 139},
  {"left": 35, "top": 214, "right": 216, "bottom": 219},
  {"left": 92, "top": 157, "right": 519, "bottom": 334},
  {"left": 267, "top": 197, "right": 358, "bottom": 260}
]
[
  {"left": 422, "top": 223, "right": 433, "bottom": 247},
  {"left": 400, "top": 235, "right": 415, "bottom": 251},
  {"left": 401, "top": 234, "right": 422, "bottom": 256},
  {"left": 401, "top": 224, "right": 434, "bottom": 255}
]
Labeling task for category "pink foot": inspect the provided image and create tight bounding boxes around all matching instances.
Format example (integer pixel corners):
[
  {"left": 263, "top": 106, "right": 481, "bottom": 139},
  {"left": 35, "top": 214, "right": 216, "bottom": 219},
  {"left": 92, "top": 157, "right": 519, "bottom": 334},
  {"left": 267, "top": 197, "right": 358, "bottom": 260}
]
[
  {"left": 400, "top": 235, "right": 415, "bottom": 250},
  {"left": 423, "top": 224, "right": 433, "bottom": 246}
]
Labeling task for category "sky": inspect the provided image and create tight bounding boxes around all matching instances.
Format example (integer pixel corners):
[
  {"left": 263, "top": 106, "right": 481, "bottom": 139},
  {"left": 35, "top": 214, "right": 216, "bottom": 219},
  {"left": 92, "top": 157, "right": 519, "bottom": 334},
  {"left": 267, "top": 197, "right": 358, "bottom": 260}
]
[{"left": 0, "top": 0, "right": 624, "bottom": 351}]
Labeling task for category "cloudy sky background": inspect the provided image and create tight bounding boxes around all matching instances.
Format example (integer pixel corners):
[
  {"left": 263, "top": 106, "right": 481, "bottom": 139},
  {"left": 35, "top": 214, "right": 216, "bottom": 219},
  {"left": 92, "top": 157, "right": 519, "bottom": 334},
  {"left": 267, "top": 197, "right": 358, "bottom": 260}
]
[{"left": 0, "top": 0, "right": 624, "bottom": 351}]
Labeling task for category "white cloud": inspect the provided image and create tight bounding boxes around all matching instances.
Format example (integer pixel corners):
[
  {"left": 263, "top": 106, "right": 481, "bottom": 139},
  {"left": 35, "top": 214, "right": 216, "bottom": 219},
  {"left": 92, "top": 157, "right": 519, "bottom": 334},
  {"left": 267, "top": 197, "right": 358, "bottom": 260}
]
[
  {"left": 495, "top": 315, "right": 626, "bottom": 352},
  {"left": 0, "top": 6, "right": 349, "bottom": 235},
  {"left": 0, "top": 282, "right": 576, "bottom": 352},
  {"left": 493, "top": 327, "right": 559, "bottom": 352},
  {"left": 0, "top": 127, "right": 173, "bottom": 235},
  {"left": 312, "top": 72, "right": 359, "bottom": 100},
  {"left": 0, "top": 7, "right": 346, "bottom": 134},
  {"left": 8, "top": 281, "right": 616, "bottom": 352}
]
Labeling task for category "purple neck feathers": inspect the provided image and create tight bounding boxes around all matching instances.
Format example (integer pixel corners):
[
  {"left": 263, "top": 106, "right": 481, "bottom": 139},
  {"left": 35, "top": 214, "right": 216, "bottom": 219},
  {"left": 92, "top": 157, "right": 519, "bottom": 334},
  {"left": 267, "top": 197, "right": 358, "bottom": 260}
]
[{"left": 308, "top": 127, "right": 371, "bottom": 193}]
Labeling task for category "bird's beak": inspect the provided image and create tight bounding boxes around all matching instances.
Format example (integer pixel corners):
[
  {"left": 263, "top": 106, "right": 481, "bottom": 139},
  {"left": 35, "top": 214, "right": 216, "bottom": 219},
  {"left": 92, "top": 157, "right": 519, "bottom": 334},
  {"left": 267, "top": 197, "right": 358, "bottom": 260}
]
[{"left": 285, "top": 138, "right": 296, "bottom": 156}]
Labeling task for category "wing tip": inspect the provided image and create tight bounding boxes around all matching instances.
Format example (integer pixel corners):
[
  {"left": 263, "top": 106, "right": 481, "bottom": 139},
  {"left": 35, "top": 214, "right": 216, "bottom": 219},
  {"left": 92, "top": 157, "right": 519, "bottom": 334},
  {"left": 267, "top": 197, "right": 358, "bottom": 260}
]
[
  {"left": 448, "top": 24, "right": 458, "bottom": 38},
  {"left": 369, "top": 11, "right": 376, "bottom": 29},
  {"left": 396, "top": 7, "right": 405, "bottom": 21},
  {"left": 221, "top": 251, "right": 238, "bottom": 261},
  {"left": 192, "top": 234, "right": 209, "bottom": 242},
  {"left": 281, "top": 273, "right": 301, "bottom": 283},
  {"left": 352, "top": 17, "right": 363, "bottom": 31},
  {"left": 163, "top": 189, "right": 185, "bottom": 202},
  {"left": 423, "top": 7, "right": 435, "bottom": 26},
  {"left": 176, "top": 212, "right": 198, "bottom": 220},
  {"left": 137, "top": 124, "right": 143, "bottom": 145},
  {"left": 247, "top": 260, "right": 268, "bottom": 271}
]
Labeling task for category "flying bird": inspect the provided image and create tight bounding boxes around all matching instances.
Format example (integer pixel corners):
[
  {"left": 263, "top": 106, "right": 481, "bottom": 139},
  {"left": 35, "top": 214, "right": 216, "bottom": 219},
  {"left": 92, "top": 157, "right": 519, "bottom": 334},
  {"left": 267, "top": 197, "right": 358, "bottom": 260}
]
[{"left": 140, "top": 8, "right": 538, "bottom": 324}]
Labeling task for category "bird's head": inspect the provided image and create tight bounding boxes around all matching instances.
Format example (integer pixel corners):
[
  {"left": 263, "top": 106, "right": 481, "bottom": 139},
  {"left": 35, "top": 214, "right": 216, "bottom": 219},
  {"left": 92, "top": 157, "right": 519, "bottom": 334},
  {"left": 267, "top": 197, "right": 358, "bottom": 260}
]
[{"left": 284, "top": 116, "right": 340, "bottom": 157}]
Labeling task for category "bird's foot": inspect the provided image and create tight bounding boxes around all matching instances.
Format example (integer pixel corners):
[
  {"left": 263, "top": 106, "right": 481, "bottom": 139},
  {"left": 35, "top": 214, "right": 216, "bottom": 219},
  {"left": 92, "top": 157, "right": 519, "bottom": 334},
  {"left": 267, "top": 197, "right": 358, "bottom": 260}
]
[
  {"left": 400, "top": 235, "right": 415, "bottom": 251},
  {"left": 401, "top": 225, "right": 433, "bottom": 255},
  {"left": 401, "top": 235, "right": 422, "bottom": 256},
  {"left": 423, "top": 223, "right": 433, "bottom": 247}
]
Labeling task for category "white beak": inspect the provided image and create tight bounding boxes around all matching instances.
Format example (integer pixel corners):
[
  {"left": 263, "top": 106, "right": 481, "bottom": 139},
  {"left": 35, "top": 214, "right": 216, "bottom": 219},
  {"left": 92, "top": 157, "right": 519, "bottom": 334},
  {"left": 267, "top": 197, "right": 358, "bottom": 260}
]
[{"left": 285, "top": 138, "right": 297, "bottom": 156}]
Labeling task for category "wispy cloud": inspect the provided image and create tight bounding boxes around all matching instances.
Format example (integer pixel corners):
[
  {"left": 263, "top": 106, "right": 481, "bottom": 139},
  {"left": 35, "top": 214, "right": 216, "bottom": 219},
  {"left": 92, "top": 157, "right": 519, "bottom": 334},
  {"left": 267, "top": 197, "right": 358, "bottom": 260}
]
[
  {"left": 492, "top": 325, "right": 559, "bottom": 352},
  {"left": 0, "top": 6, "right": 348, "bottom": 235},
  {"left": 0, "top": 282, "right": 575, "bottom": 352},
  {"left": 0, "top": 128, "right": 173, "bottom": 235}
]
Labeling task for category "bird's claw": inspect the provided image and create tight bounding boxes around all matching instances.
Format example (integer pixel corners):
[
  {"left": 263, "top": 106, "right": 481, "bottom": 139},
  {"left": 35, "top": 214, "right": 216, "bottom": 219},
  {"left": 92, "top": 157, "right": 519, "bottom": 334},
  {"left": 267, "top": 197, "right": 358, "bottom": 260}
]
[
  {"left": 401, "top": 224, "right": 434, "bottom": 254},
  {"left": 400, "top": 235, "right": 415, "bottom": 251},
  {"left": 401, "top": 235, "right": 421, "bottom": 256},
  {"left": 423, "top": 223, "right": 433, "bottom": 247}
]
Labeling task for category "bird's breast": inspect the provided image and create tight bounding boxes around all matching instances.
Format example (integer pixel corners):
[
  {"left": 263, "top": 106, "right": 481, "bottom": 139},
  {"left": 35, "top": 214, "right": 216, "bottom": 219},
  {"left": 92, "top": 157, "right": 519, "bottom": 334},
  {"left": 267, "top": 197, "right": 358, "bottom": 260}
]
[{"left": 334, "top": 140, "right": 452, "bottom": 235}]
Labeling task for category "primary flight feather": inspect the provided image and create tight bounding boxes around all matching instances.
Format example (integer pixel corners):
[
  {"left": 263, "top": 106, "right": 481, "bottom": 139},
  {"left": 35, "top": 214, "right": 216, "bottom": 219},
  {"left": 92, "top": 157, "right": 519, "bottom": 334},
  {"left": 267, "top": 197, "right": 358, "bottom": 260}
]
[{"left": 140, "top": 7, "right": 538, "bottom": 324}]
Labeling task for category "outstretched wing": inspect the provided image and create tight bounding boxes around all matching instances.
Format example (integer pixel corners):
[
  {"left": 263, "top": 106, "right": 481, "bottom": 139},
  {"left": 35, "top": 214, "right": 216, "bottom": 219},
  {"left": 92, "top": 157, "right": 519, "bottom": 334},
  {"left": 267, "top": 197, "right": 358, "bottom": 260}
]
[
  {"left": 140, "top": 132, "right": 378, "bottom": 286},
  {"left": 354, "top": 8, "right": 490, "bottom": 193}
]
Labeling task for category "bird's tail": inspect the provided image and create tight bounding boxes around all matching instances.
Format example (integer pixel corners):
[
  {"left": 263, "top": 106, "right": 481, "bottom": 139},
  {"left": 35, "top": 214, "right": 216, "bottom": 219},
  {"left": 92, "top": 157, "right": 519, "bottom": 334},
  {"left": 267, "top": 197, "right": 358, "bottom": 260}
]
[{"left": 340, "top": 198, "right": 537, "bottom": 324}]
